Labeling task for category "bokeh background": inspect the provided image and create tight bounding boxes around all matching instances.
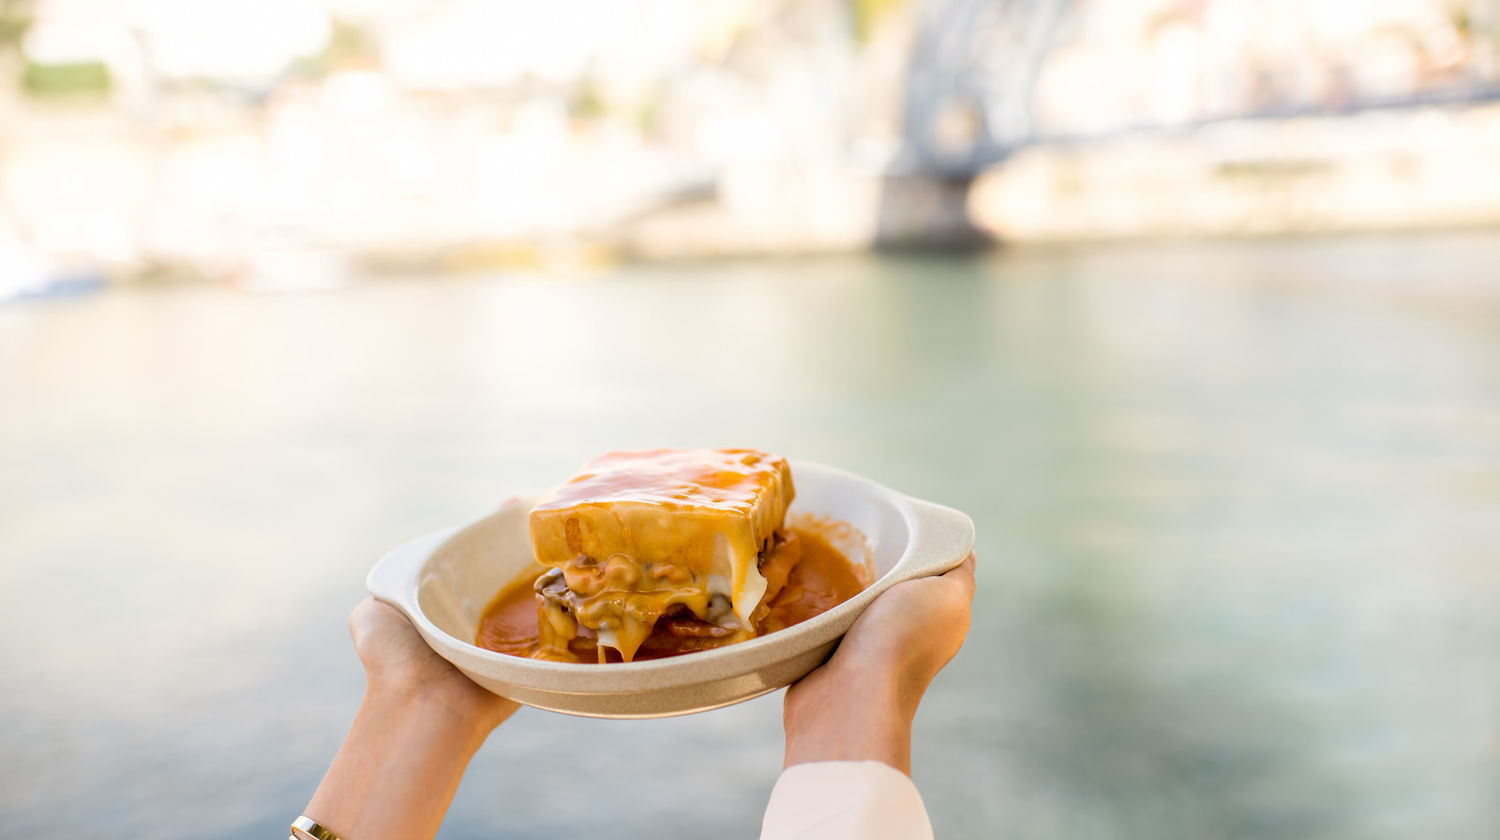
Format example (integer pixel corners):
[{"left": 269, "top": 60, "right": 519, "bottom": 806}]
[{"left": 3, "top": 1, "right": 1500, "bottom": 838}]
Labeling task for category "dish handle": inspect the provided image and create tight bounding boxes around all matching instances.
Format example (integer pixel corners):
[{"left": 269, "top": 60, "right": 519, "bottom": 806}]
[
  {"left": 900, "top": 497, "right": 976, "bottom": 579},
  {"left": 366, "top": 535, "right": 431, "bottom": 612}
]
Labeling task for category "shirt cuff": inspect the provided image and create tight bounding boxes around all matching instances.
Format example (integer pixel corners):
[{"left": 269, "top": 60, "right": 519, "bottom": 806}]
[{"left": 760, "top": 760, "right": 934, "bottom": 840}]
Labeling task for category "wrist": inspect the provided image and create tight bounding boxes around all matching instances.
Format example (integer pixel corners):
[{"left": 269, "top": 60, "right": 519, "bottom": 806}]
[
  {"left": 362, "top": 679, "right": 498, "bottom": 747},
  {"left": 783, "top": 661, "right": 916, "bottom": 773},
  {"left": 786, "top": 659, "right": 916, "bottom": 727},
  {"left": 305, "top": 683, "right": 497, "bottom": 840}
]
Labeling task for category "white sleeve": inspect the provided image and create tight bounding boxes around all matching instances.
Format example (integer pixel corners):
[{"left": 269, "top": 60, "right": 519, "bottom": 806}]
[{"left": 759, "top": 760, "right": 934, "bottom": 840}]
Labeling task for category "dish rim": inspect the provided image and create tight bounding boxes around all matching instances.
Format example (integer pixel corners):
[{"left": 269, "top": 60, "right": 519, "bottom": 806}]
[{"left": 366, "top": 459, "right": 975, "bottom": 691}]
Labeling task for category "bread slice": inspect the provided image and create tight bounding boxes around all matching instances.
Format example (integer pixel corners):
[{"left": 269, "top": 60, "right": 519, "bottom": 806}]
[{"left": 528, "top": 448, "right": 794, "bottom": 662}]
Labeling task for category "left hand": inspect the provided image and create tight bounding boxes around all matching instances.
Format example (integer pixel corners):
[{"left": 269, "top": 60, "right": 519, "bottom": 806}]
[
  {"left": 302, "top": 601, "right": 519, "bottom": 840},
  {"left": 349, "top": 598, "right": 519, "bottom": 730}
]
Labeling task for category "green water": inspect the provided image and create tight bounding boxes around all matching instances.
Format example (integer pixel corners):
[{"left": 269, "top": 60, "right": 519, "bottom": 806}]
[{"left": 2, "top": 234, "right": 1498, "bottom": 838}]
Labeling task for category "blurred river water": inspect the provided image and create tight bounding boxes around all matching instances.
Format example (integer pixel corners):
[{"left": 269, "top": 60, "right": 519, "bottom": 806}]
[{"left": 2, "top": 234, "right": 1498, "bottom": 839}]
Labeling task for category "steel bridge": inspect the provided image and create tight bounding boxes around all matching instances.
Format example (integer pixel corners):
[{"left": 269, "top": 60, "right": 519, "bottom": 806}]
[{"left": 902, "top": 0, "right": 1500, "bottom": 176}]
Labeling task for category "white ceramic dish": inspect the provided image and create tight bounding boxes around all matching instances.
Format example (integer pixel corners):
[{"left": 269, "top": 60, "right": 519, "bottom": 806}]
[{"left": 366, "top": 460, "right": 974, "bottom": 718}]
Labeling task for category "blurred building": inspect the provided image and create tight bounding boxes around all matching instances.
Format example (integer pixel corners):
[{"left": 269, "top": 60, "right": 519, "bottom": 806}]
[{"left": 2, "top": 0, "right": 1500, "bottom": 295}]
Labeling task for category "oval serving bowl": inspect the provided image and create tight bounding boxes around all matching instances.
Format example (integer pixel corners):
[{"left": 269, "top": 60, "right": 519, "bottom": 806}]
[{"left": 366, "top": 460, "right": 975, "bottom": 719}]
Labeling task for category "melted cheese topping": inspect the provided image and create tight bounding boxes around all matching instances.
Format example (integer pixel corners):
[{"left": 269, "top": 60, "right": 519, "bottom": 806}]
[
  {"left": 528, "top": 448, "right": 795, "bottom": 661},
  {"left": 477, "top": 525, "right": 868, "bottom": 663}
]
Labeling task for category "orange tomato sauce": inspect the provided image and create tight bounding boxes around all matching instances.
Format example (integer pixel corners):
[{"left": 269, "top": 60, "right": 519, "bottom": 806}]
[{"left": 476, "top": 526, "right": 869, "bottom": 662}]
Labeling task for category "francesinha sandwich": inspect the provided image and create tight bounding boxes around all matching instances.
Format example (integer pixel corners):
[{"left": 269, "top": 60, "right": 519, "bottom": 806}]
[{"left": 527, "top": 448, "right": 804, "bottom": 663}]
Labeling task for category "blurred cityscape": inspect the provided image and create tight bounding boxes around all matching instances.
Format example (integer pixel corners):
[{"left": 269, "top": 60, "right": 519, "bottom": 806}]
[
  {"left": 7, "top": 5, "right": 1500, "bottom": 838},
  {"left": 3, "top": 0, "right": 1500, "bottom": 297}
]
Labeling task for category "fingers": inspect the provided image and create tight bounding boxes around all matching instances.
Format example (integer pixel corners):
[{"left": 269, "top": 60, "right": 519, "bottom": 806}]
[
  {"left": 348, "top": 598, "right": 414, "bottom": 657},
  {"left": 350, "top": 597, "right": 394, "bottom": 635},
  {"left": 935, "top": 553, "right": 976, "bottom": 645},
  {"left": 349, "top": 598, "right": 385, "bottom": 661},
  {"left": 349, "top": 597, "right": 376, "bottom": 641},
  {"left": 941, "top": 552, "right": 976, "bottom": 602}
]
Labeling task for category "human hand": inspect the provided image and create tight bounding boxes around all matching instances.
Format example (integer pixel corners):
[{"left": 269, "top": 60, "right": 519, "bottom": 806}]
[
  {"left": 781, "top": 552, "right": 976, "bottom": 773},
  {"left": 349, "top": 598, "right": 519, "bottom": 732},
  {"left": 799, "top": 551, "right": 975, "bottom": 708},
  {"left": 301, "top": 601, "right": 520, "bottom": 840}
]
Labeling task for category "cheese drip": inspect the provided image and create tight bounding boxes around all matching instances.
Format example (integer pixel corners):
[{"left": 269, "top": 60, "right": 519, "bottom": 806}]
[{"left": 528, "top": 449, "right": 794, "bottom": 661}]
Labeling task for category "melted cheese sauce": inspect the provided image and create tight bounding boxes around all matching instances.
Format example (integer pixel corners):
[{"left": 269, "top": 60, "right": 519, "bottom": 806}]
[
  {"left": 476, "top": 526, "right": 869, "bottom": 663},
  {"left": 527, "top": 448, "right": 794, "bottom": 661}
]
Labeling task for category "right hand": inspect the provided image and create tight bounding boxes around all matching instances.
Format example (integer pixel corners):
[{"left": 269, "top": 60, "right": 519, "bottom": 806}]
[
  {"left": 790, "top": 552, "right": 976, "bottom": 714},
  {"left": 779, "top": 553, "right": 976, "bottom": 773}
]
